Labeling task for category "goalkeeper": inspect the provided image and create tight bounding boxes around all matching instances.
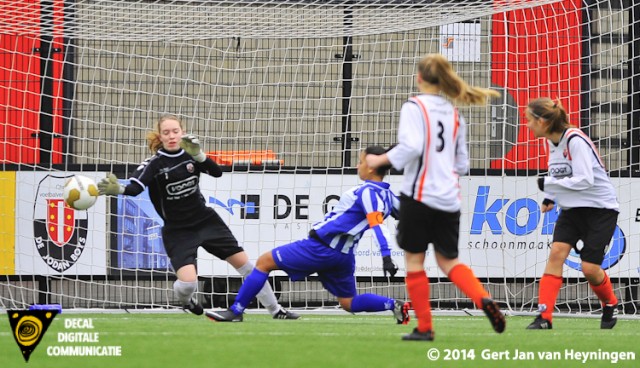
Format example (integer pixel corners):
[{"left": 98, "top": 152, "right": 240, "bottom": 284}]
[
  {"left": 206, "top": 146, "right": 410, "bottom": 324},
  {"left": 98, "top": 114, "right": 298, "bottom": 320}
]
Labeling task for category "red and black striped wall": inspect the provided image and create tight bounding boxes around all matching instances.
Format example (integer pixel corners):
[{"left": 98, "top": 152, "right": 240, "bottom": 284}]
[{"left": 0, "top": 0, "right": 67, "bottom": 165}]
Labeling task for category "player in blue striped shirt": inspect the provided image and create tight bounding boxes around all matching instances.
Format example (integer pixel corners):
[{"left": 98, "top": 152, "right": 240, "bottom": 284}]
[{"left": 206, "top": 146, "right": 410, "bottom": 323}]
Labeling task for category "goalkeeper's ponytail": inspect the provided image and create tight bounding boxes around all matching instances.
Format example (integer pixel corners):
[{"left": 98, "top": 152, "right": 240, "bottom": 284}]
[
  {"left": 146, "top": 131, "right": 162, "bottom": 152},
  {"left": 146, "top": 114, "right": 184, "bottom": 152}
]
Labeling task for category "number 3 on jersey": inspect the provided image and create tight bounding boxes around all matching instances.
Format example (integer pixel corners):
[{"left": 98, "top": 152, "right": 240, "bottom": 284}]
[{"left": 436, "top": 120, "right": 445, "bottom": 152}]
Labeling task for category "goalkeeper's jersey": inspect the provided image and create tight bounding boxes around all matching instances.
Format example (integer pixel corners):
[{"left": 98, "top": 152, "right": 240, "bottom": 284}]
[
  {"left": 310, "top": 180, "right": 399, "bottom": 256},
  {"left": 125, "top": 148, "right": 223, "bottom": 228},
  {"left": 542, "top": 128, "right": 619, "bottom": 211}
]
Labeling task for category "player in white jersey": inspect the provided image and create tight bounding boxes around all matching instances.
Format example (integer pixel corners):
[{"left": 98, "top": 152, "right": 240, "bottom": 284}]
[
  {"left": 206, "top": 146, "right": 410, "bottom": 324},
  {"left": 366, "top": 54, "right": 505, "bottom": 341},
  {"left": 525, "top": 97, "right": 619, "bottom": 330}
]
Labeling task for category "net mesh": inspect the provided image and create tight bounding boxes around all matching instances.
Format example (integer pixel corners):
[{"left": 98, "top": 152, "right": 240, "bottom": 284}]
[{"left": 1, "top": 0, "right": 638, "bottom": 317}]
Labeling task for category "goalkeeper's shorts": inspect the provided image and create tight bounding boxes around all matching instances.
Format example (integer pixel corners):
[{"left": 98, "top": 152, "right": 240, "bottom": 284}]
[{"left": 162, "top": 221, "right": 243, "bottom": 270}]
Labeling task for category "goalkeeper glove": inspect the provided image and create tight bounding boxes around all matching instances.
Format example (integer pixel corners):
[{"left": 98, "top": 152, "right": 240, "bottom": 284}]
[
  {"left": 382, "top": 255, "right": 398, "bottom": 277},
  {"left": 180, "top": 134, "right": 206, "bottom": 162},
  {"left": 97, "top": 173, "right": 125, "bottom": 196}
]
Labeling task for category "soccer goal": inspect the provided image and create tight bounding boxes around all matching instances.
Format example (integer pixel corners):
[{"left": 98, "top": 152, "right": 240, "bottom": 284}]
[{"left": 0, "top": 0, "right": 638, "bottom": 317}]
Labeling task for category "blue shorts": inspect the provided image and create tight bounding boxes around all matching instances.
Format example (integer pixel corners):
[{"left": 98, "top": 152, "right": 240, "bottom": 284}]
[{"left": 271, "top": 237, "right": 356, "bottom": 298}]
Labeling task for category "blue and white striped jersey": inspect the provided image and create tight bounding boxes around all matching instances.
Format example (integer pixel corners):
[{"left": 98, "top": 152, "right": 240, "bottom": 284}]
[{"left": 311, "top": 180, "right": 400, "bottom": 255}]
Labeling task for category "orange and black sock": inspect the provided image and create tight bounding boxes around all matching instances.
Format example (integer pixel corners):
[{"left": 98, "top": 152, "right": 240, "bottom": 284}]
[
  {"left": 589, "top": 272, "right": 618, "bottom": 306},
  {"left": 447, "top": 263, "right": 490, "bottom": 308},
  {"left": 405, "top": 270, "right": 432, "bottom": 333},
  {"left": 538, "top": 273, "right": 563, "bottom": 321}
]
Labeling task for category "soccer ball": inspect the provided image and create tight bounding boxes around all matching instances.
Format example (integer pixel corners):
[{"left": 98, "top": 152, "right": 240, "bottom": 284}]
[{"left": 63, "top": 175, "right": 99, "bottom": 210}]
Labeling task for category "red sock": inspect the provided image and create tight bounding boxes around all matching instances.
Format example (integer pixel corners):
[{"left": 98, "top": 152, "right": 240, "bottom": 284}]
[
  {"left": 538, "top": 274, "right": 563, "bottom": 321},
  {"left": 447, "top": 264, "right": 489, "bottom": 308},
  {"left": 589, "top": 272, "right": 618, "bottom": 306},
  {"left": 405, "top": 270, "right": 432, "bottom": 332}
]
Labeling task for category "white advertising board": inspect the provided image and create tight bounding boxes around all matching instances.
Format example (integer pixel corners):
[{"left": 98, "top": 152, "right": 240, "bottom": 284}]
[{"left": 196, "top": 174, "right": 639, "bottom": 279}]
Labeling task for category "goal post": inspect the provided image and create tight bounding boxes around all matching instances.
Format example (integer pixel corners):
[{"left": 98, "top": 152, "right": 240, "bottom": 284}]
[{"left": 1, "top": 0, "right": 638, "bottom": 316}]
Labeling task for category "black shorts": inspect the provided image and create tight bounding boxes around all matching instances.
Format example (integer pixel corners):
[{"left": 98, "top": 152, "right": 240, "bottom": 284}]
[
  {"left": 553, "top": 207, "right": 618, "bottom": 265},
  {"left": 396, "top": 195, "right": 460, "bottom": 259},
  {"left": 162, "top": 212, "right": 243, "bottom": 271}
]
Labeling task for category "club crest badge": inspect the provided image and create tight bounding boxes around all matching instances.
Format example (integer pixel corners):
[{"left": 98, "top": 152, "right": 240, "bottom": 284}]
[{"left": 33, "top": 175, "right": 88, "bottom": 272}]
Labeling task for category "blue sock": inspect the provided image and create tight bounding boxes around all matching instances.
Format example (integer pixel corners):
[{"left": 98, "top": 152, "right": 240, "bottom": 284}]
[
  {"left": 230, "top": 269, "right": 269, "bottom": 315},
  {"left": 350, "top": 294, "right": 394, "bottom": 313}
]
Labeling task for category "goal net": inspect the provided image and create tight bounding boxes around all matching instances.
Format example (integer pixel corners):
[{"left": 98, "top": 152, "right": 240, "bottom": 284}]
[{"left": 1, "top": 0, "right": 638, "bottom": 317}]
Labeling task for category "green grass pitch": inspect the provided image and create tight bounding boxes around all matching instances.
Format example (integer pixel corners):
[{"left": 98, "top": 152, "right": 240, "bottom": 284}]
[{"left": 1, "top": 312, "right": 639, "bottom": 368}]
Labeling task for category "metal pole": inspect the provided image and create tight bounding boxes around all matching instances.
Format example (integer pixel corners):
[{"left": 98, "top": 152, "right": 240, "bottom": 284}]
[
  {"left": 629, "top": 1, "right": 640, "bottom": 176},
  {"left": 38, "top": 0, "right": 56, "bottom": 166},
  {"left": 341, "top": 4, "right": 354, "bottom": 167}
]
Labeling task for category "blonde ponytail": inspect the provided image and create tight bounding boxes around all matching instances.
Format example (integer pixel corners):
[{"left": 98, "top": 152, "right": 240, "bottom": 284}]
[{"left": 418, "top": 54, "right": 499, "bottom": 105}]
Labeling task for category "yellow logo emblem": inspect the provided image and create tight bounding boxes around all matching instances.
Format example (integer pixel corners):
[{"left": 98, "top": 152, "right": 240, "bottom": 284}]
[{"left": 7, "top": 310, "right": 58, "bottom": 362}]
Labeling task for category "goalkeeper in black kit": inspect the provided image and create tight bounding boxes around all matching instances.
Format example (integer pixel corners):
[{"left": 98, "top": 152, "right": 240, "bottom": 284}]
[{"left": 98, "top": 114, "right": 298, "bottom": 319}]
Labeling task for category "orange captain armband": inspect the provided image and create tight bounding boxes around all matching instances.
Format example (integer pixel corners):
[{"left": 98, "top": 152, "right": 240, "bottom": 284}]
[{"left": 366, "top": 211, "right": 384, "bottom": 227}]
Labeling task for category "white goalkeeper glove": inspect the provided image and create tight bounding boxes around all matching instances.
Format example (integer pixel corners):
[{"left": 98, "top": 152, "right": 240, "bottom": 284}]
[
  {"left": 180, "top": 134, "right": 206, "bottom": 162},
  {"left": 97, "top": 173, "right": 125, "bottom": 196}
]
